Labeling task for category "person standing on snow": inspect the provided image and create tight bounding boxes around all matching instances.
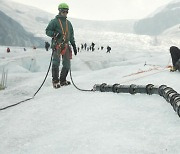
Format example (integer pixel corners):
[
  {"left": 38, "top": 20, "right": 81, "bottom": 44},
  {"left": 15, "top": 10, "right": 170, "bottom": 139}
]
[
  {"left": 45, "top": 42, "right": 50, "bottom": 51},
  {"left": 91, "top": 42, "right": 95, "bottom": 51},
  {"left": 106, "top": 46, "right": 111, "bottom": 53},
  {"left": 46, "top": 3, "right": 77, "bottom": 88},
  {"left": 169, "top": 46, "right": 180, "bottom": 72},
  {"left": 6, "top": 47, "right": 10, "bottom": 53}
]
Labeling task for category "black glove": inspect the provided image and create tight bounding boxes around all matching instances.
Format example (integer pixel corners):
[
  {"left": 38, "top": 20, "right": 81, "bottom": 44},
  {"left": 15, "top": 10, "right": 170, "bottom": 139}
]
[{"left": 72, "top": 44, "right": 77, "bottom": 55}]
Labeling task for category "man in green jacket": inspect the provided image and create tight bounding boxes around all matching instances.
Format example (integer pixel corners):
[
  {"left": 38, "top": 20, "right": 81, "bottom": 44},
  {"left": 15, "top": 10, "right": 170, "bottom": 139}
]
[{"left": 46, "top": 3, "right": 77, "bottom": 88}]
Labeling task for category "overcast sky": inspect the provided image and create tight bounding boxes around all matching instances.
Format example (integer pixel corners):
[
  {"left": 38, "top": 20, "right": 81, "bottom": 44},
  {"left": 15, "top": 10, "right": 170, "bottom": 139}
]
[{"left": 11, "top": 0, "right": 173, "bottom": 20}]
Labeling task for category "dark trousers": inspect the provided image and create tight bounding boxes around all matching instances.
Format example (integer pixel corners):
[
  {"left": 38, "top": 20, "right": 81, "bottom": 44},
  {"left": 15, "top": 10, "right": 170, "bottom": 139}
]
[
  {"left": 51, "top": 48, "right": 70, "bottom": 82},
  {"left": 170, "top": 46, "right": 180, "bottom": 66}
]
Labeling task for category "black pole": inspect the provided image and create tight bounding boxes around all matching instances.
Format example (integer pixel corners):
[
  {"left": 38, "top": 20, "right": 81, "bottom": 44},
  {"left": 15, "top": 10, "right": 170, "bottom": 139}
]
[{"left": 93, "top": 83, "right": 180, "bottom": 117}]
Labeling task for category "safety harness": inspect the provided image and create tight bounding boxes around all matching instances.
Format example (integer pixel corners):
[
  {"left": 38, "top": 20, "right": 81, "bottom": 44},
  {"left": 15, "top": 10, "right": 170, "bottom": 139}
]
[{"left": 55, "top": 19, "right": 70, "bottom": 56}]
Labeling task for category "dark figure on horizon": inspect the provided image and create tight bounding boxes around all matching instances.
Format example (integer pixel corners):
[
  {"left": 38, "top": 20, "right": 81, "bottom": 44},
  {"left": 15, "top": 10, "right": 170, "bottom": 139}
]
[
  {"left": 6, "top": 47, "right": 10, "bottom": 53},
  {"left": 91, "top": 42, "right": 95, "bottom": 51},
  {"left": 45, "top": 42, "right": 50, "bottom": 51},
  {"left": 84, "top": 43, "right": 87, "bottom": 50},
  {"left": 106, "top": 46, "right": 111, "bottom": 53},
  {"left": 81, "top": 44, "right": 84, "bottom": 51}
]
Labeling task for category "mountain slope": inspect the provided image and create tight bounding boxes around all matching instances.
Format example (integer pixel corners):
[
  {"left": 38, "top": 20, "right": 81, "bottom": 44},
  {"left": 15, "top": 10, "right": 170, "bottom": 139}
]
[
  {"left": 134, "top": 1, "right": 180, "bottom": 35},
  {"left": 71, "top": 18, "right": 136, "bottom": 33},
  {"left": 0, "top": 0, "right": 54, "bottom": 39},
  {"left": 161, "top": 24, "right": 180, "bottom": 38},
  {"left": 0, "top": 0, "right": 135, "bottom": 41},
  {"left": 0, "top": 10, "right": 44, "bottom": 47}
]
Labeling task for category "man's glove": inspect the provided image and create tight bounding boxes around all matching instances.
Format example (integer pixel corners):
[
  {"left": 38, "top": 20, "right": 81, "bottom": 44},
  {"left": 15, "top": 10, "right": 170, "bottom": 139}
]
[{"left": 72, "top": 44, "right": 77, "bottom": 55}]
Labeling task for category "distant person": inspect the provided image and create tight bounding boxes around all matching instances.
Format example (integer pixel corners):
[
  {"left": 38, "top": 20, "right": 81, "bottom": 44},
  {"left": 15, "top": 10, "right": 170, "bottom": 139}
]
[
  {"left": 33, "top": 46, "right": 36, "bottom": 49},
  {"left": 23, "top": 48, "right": 26, "bottom": 51},
  {"left": 45, "top": 42, "right": 50, "bottom": 51},
  {"left": 101, "top": 46, "right": 104, "bottom": 50},
  {"left": 169, "top": 46, "right": 180, "bottom": 72},
  {"left": 77, "top": 47, "right": 80, "bottom": 52},
  {"left": 46, "top": 3, "right": 77, "bottom": 88},
  {"left": 91, "top": 42, "right": 95, "bottom": 51},
  {"left": 84, "top": 43, "right": 87, "bottom": 50},
  {"left": 6, "top": 47, "right": 10, "bottom": 53},
  {"left": 106, "top": 46, "right": 111, "bottom": 53},
  {"left": 81, "top": 44, "right": 84, "bottom": 51}
]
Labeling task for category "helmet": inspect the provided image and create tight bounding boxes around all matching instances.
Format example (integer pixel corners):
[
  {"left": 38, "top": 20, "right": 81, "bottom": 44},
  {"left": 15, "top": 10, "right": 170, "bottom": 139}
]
[{"left": 58, "top": 3, "right": 69, "bottom": 10}]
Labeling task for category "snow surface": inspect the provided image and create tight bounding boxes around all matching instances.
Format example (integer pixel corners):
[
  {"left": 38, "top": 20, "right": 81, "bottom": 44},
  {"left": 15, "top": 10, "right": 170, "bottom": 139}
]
[{"left": 0, "top": 32, "right": 180, "bottom": 154}]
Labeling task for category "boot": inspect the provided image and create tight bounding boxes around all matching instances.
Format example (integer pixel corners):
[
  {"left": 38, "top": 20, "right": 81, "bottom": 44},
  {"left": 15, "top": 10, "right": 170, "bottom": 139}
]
[
  {"left": 60, "top": 80, "right": 71, "bottom": 86},
  {"left": 52, "top": 80, "right": 61, "bottom": 88},
  {"left": 60, "top": 67, "right": 71, "bottom": 86},
  {"left": 52, "top": 66, "right": 60, "bottom": 88},
  {"left": 170, "top": 66, "right": 177, "bottom": 72}
]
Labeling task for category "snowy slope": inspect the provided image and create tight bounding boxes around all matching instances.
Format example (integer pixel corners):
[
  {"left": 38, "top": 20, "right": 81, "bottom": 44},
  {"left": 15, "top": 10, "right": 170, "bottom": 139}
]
[
  {"left": 70, "top": 18, "right": 135, "bottom": 34},
  {"left": 162, "top": 24, "right": 180, "bottom": 38},
  {"left": 134, "top": 0, "right": 180, "bottom": 36},
  {"left": 0, "top": 0, "right": 135, "bottom": 43},
  {"left": 0, "top": 30, "right": 180, "bottom": 153},
  {"left": 0, "top": 10, "right": 44, "bottom": 47},
  {"left": 0, "top": 0, "right": 54, "bottom": 39}
]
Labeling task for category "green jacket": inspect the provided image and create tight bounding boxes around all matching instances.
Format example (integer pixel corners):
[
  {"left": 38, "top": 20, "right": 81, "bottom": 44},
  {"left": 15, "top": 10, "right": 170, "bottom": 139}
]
[{"left": 46, "top": 15, "right": 75, "bottom": 49}]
